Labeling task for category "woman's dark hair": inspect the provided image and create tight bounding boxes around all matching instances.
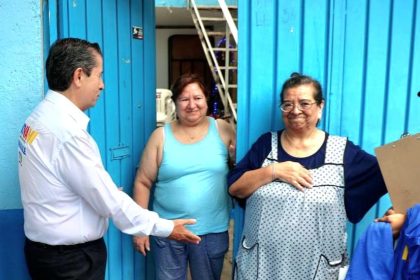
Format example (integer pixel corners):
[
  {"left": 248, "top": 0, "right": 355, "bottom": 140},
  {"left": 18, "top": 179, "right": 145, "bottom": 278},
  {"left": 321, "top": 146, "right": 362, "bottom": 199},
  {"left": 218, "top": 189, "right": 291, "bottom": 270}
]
[
  {"left": 280, "top": 72, "right": 324, "bottom": 104},
  {"left": 170, "top": 73, "right": 209, "bottom": 103},
  {"left": 46, "top": 38, "right": 102, "bottom": 92}
]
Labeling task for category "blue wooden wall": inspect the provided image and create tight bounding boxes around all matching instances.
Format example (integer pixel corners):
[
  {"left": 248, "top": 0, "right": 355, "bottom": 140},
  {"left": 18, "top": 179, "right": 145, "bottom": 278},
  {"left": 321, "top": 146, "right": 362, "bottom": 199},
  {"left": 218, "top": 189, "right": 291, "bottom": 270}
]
[
  {"left": 45, "top": 1, "right": 156, "bottom": 279},
  {"left": 234, "top": 0, "right": 420, "bottom": 257}
]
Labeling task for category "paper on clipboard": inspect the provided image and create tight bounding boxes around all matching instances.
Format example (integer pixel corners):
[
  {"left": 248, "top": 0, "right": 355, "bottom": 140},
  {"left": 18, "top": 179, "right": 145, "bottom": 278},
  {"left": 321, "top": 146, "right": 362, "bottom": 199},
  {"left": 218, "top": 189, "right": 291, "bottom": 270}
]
[{"left": 374, "top": 133, "right": 420, "bottom": 214}]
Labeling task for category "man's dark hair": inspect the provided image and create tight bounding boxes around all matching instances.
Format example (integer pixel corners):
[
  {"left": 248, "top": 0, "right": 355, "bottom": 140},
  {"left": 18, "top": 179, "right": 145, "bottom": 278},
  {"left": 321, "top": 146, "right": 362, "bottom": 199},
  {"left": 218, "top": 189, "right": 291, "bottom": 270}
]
[
  {"left": 280, "top": 72, "right": 324, "bottom": 104},
  {"left": 46, "top": 38, "right": 102, "bottom": 92}
]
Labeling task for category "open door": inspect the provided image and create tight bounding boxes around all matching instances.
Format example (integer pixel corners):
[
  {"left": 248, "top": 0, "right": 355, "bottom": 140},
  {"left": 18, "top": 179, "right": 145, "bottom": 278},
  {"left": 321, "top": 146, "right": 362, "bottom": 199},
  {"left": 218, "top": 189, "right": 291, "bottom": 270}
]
[{"left": 47, "top": 1, "right": 156, "bottom": 279}]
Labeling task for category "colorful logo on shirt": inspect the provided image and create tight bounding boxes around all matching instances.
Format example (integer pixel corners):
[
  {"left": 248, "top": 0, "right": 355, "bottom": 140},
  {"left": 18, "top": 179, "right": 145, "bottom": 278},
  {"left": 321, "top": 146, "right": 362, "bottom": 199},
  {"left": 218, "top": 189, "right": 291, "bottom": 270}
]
[
  {"left": 18, "top": 123, "right": 38, "bottom": 156},
  {"left": 20, "top": 123, "right": 38, "bottom": 144}
]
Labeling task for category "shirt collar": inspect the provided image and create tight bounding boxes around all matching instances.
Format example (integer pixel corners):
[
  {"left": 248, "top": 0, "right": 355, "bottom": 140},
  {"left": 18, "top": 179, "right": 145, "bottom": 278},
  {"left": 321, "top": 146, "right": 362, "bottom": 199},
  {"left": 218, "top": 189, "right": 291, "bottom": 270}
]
[{"left": 45, "top": 90, "right": 90, "bottom": 130}]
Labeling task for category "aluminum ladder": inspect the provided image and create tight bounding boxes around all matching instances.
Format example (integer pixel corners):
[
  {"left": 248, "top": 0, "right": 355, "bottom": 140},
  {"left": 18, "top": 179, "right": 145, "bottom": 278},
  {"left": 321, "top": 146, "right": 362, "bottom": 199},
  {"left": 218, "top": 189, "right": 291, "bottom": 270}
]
[{"left": 188, "top": 0, "right": 238, "bottom": 123}]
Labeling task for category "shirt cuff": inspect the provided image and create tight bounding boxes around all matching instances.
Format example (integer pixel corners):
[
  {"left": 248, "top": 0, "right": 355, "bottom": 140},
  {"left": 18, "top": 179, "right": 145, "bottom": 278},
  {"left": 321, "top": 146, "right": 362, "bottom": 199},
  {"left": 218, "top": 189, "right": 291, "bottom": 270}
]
[{"left": 152, "top": 218, "right": 174, "bottom": 237}]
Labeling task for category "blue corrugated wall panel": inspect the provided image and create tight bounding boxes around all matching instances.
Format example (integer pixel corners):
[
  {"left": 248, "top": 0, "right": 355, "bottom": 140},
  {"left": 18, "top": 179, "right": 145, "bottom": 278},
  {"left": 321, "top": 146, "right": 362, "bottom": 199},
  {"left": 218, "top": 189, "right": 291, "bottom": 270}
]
[
  {"left": 235, "top": 0, "right": 420, "bottom": 258},
  {"left": 45, "top": 1, "right": 156, "bottom": 279}
]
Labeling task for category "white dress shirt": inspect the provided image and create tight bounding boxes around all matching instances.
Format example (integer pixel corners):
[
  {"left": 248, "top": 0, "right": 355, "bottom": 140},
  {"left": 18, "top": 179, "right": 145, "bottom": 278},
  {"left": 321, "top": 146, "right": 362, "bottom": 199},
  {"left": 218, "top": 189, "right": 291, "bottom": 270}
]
[{"left": 18, "top": 90, "right": 173, "bottom": 245}]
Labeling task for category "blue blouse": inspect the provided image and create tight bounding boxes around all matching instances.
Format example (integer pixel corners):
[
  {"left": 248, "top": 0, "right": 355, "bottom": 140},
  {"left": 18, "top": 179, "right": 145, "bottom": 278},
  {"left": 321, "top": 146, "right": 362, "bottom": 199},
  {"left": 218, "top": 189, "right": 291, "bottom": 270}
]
[{"left": 228, "top": 130, "right": 388, "bottom": 223}]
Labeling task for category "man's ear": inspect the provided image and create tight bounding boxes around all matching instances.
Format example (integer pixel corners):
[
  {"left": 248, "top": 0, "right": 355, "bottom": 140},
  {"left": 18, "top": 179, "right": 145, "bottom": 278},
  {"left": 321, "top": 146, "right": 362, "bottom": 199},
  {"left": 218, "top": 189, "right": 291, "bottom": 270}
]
[{"left": 72, "top": 68, "right": 83, "bottom": 87}]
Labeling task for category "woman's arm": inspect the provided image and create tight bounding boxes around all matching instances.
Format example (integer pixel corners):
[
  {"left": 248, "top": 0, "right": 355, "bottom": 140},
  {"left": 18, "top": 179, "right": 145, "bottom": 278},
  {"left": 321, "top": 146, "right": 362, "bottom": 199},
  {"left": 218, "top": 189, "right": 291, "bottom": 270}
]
[
  {"left": 132, "top": 127, "right": 164, "bottom": 256},
  {"left": 228, "top": 132, "right": 312, "bottom": 199},
  {"left": 229, "top": 161, "right": 312, "bottom": 198},
  {"left": 133, "top": 127, "right": 163, "bottom": 207},
  {"left": 229, "top": 165, "right": 272, "bottom": 198},
  {"left": 343, "top": 141, "right": 388, "bottom": 223},
  {"left": 216, "top": 118, "right": 236, "bottom": 165}
]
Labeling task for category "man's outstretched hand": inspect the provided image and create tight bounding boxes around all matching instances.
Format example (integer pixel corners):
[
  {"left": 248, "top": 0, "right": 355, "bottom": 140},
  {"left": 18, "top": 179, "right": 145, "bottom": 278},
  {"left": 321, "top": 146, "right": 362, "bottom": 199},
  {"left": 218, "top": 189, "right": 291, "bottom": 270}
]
[{"left": 168, "top": 219, "right": 201, "bottom": 244}]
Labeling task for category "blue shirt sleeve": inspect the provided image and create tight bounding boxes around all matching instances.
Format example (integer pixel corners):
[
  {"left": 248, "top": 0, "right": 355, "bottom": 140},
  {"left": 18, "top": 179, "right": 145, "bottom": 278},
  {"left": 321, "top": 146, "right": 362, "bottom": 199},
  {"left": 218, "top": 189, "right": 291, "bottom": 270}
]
[
  {"left": 343, "top": 141, "right": 388, "bottom": 223},
  {"left": 227, "top": 132, "right": 272, "bottom": 187}
]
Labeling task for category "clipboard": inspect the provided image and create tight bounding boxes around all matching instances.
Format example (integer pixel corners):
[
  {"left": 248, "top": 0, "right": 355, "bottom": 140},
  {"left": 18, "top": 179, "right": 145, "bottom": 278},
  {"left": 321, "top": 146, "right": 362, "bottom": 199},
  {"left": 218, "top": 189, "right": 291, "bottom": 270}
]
[{"left": 374, "top": 133, "right": 420, "bottom": 214}]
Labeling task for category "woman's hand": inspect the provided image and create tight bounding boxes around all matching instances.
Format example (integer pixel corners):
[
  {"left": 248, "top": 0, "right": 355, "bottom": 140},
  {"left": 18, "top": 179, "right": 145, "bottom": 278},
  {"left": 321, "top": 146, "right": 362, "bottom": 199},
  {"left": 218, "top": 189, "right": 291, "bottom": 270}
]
[
  {"left": 133, "top": 236, "right": 150, "bottom": 256},
  {"left": 273, "top": 161, "right": 313, "bottom": 191},
  {"left": 375, "top": 208, "right": 406, "bottom": 238}
]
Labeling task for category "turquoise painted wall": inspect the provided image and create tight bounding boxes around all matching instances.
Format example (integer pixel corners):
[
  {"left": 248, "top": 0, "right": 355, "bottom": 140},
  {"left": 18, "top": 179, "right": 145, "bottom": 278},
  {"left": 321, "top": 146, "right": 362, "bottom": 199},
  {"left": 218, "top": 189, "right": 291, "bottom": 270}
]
[
  {"left": 0, "top": 0, "right": 42, "bottom": 279},
  {"left": 0, "top": 0, "right": 43, "bottom": 210}
]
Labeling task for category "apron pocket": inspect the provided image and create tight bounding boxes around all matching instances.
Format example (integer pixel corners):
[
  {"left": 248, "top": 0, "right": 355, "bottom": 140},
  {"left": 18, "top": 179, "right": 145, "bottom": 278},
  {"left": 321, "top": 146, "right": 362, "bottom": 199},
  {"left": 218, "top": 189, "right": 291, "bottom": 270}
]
[
  {"left": 234, "top": 236, "right": 259, "bottom": 280},
  {"left": 313, "top": 254, "right": 344, "bottom": 280}
]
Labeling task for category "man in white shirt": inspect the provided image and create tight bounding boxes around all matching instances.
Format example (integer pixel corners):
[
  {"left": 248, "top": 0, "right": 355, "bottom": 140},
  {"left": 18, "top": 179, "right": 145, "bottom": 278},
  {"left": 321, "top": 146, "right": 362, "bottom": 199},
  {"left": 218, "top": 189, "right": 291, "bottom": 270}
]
[{"left": 18, "top": 38, "right": 200, "bottom": 280}]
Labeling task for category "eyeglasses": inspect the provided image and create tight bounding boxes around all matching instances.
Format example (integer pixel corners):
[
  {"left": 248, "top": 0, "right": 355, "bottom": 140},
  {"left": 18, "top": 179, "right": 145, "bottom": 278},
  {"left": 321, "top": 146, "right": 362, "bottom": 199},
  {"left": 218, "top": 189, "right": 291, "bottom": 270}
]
[{"left": 280, "top": 101, "right": 317, "bottom": 112}]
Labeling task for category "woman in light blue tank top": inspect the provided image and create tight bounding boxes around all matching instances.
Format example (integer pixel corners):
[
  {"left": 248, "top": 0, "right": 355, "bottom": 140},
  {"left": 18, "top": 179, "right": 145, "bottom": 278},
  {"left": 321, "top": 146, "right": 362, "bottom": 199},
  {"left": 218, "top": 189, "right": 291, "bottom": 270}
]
[{"left": 132, "top": 74, "right": 236, "bottom": 280}]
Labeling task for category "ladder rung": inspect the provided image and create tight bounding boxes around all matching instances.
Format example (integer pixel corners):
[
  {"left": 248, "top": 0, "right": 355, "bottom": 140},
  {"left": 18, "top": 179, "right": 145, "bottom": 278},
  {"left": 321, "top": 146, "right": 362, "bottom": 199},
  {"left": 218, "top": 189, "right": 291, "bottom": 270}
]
[
  {"left": 214, "top": 66, "right": 238, "bottom": 70},
  {"left": 195, "top": 6, "right": 238, "bottom": 11},
  {"left": 227, "top": 85, "right": 238, "bottom": 88},
  {"left": 212, "top": 47, "right": 238, "bottom": 52},
  {"left": 207, "top": 31, "right": 228, "bottom": 36},
  {"left": 201, "top": 17, "right": 225, "bottom": 21},
  {"left": 200, "top": 17, "right": 238, "bottom": 22}
]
